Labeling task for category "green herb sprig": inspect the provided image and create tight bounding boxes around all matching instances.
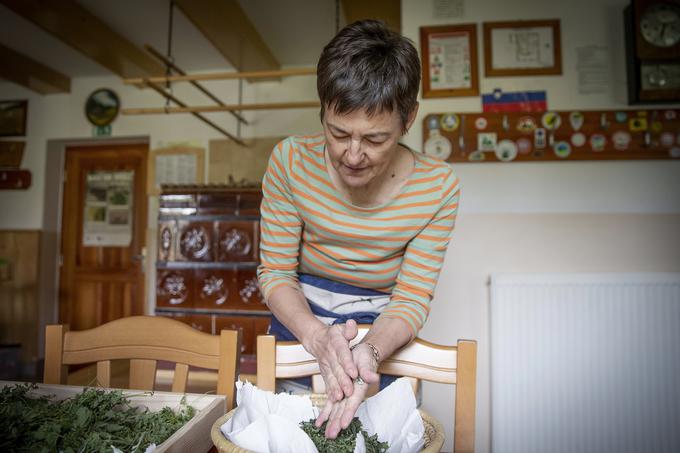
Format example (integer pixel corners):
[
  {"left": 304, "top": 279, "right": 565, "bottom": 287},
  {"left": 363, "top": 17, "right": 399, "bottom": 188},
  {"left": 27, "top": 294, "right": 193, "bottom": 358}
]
[
  {"left": 300, "top": 417, "right": 388, "bottom": 453},
  {"left": 0, "top": 383, "right": 195, "bottom": 453}
]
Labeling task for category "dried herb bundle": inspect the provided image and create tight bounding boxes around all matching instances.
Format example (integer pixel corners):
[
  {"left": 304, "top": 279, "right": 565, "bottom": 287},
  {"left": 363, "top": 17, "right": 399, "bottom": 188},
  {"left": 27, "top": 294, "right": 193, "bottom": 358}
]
[
  {"left": 0, "top": 383, "right": 195, "bottom": 453},
  {"left": 300, "top": 417, "right": 388, "bottom": 453}
]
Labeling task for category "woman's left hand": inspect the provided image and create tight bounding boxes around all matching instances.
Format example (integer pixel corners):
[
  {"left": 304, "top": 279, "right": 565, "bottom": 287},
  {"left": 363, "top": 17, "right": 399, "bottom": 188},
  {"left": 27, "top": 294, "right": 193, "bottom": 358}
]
[{"left": 315, "top": 343, "right": 380, "bottom": 439}]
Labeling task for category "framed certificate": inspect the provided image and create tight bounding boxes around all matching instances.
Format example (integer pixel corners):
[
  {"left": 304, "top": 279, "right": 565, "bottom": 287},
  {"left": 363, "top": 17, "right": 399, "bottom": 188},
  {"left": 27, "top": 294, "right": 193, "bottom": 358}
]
[
  {"left": 483, "top": 19, "right": 562, "bottom": 77},
  {"left": 420, "top": 24, "right": 479, "bottom": 98}
]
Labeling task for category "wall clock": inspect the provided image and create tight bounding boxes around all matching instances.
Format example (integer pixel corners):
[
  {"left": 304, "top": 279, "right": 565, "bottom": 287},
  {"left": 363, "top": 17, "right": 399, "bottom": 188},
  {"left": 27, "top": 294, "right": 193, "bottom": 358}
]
[
  {"left": 85, "top": 88, "right": 120, "bottom": 127},
  {"left": 625, "top": 0, "right": 680, "bottom": 103}
]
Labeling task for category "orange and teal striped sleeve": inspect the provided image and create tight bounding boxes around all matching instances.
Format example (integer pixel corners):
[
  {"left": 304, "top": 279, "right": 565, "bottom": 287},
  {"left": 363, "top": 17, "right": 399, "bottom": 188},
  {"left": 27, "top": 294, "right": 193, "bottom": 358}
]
[{"left": 257, "top": 135, "right": 460, "bottom": 336}]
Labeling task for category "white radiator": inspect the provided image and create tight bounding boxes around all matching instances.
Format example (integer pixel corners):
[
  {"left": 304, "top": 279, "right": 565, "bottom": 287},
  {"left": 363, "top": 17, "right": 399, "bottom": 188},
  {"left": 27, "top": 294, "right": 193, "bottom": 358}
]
[{"left": 490, "top": 273, "right": 680, "bottom": 453}]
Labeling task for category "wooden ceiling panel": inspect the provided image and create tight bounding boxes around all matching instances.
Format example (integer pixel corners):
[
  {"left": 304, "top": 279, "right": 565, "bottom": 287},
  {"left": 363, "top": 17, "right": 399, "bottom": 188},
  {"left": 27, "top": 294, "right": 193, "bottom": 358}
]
[
  {"left": 175, "top": 0, "right": 279, "bottom": 77},
  {"left": 341, "top": 0, "right": 401, "bottom": 33},
  {"left": 0, "top": 0, "right": 165, "bottom": 78},
  {"left": 0, "top": 43, "right": 70, "bottom": 94}
]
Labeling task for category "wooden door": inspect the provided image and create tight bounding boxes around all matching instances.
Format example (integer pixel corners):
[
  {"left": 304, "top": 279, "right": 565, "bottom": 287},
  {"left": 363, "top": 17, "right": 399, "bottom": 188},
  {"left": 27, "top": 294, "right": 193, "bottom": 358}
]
[{"left": 59, "top": 144, "right": 147, "bottom": 330}]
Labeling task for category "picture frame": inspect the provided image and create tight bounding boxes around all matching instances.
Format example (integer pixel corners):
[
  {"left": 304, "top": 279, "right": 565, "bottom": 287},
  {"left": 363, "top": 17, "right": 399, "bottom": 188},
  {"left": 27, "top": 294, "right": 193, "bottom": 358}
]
[
  {"left": 420, "top": 24, "right": 479, "bottom": 98},
  {"left": 483, "top": 19, "right": 562, "bottom": 77},
  {"left": 0, "top": 100, "right": 28, "bottom": 137}
]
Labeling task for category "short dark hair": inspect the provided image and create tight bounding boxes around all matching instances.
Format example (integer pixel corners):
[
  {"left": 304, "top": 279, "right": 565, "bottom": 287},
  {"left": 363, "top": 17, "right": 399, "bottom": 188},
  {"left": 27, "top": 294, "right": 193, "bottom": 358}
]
[{"left": 317, "top": 20, "right": 420, "bottom": 132}]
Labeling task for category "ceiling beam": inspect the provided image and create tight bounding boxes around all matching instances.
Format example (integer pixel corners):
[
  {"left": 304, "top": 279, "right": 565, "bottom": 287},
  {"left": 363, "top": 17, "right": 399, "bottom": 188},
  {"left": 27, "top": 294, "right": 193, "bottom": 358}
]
[
  {"left": 341, "top": 0, "right": 401, "bottom": 33},
  {"left": 0, "top": 0, "right": 165, "bottom": 78},
  {"left": 0, "top": 44, "right": 70, "bottom": 94},
  {"left": 174, "top": 0, "right": 279, "bottom": 79}
]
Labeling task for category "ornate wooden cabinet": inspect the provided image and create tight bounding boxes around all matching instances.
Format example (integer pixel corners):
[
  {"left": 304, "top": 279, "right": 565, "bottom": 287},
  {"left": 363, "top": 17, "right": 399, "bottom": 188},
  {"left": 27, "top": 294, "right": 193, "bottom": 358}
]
[{"left": 155, "top": 185, "right": 269, "bottom": 356}]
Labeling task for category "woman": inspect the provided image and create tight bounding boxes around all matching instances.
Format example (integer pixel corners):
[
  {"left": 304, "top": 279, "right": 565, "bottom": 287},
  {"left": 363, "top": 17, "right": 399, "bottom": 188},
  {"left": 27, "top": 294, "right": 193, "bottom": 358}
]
[{"left": 257, "top": 20, "right": 460, "bottom": 439}]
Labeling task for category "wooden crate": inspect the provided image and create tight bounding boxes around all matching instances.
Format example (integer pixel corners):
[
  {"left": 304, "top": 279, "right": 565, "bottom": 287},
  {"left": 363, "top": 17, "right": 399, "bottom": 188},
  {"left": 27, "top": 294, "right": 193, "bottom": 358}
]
[{"left": 0, "top": 381, "right": 226, "bottom": 453}]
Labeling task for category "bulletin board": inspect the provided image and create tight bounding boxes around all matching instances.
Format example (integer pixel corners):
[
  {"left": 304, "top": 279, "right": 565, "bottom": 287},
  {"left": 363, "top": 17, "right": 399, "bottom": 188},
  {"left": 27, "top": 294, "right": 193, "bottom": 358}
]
[
  {"left": 422, "top": 109, "right": 680, "bottom": 163},
  {"left": 147, "top": 146, "right": 205, "bottom": 195}
]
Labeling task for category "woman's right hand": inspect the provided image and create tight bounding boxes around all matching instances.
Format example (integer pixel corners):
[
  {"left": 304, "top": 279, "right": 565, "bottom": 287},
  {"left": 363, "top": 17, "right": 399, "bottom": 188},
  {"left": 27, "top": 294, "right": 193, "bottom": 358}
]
[{"left": 305, "top": 319, "right": 359, "bottom": 402}]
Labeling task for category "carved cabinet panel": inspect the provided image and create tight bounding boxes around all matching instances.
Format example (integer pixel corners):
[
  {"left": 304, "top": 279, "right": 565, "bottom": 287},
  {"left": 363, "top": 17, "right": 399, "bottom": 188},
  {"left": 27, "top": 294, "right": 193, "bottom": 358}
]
[
  {"left": 177, "top": 221, "right": 214, "bottom": 262},
  {"left": 156, "top": 270, "right": 193, "bottom": 309},
  {"left": 155, "top": 187, "right": 269, "bottom": 357}
]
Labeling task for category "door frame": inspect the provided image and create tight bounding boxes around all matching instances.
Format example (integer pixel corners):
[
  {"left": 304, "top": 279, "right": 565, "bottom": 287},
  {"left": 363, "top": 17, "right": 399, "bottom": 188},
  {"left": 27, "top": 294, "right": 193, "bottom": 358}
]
[{"left": 38, "top": 136, "right": 149, "bottom": 358}]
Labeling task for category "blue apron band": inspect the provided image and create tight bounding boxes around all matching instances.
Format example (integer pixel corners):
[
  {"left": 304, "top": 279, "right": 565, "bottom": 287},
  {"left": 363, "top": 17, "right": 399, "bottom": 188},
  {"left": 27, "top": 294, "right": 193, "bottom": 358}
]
[{"left": 299, "top": 273, "right": 388, "bottom": 297}]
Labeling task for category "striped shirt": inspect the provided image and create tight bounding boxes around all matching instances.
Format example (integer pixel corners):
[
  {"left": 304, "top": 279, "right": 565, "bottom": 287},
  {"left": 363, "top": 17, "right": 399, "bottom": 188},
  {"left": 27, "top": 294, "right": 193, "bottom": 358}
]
[{"left": 257, "top": 134, "right": 460, "bottom": 335}]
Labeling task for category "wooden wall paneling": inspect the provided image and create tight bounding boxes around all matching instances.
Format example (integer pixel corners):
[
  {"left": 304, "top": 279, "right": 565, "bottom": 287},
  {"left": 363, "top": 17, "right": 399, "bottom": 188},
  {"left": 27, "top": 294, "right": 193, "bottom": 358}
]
[{"left": 0, "top": 231, "right": 40, "bottom": 368}]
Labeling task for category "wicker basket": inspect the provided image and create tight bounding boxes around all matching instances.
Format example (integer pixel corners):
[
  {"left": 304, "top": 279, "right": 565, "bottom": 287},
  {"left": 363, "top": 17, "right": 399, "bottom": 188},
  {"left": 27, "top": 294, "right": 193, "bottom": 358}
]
[{"left": 211, "top": 407, "right": 445, "bottom": 453}]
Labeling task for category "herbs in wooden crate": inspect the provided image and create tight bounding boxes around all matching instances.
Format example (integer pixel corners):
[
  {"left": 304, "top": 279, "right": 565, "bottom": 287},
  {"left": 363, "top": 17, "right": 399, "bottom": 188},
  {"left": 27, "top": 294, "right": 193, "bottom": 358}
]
[
  {"left": 0, "top": 383, "right": 195, "bottom": 452},
  {"left": 300, "top": 417, "right": 388, "bottom": 453}
]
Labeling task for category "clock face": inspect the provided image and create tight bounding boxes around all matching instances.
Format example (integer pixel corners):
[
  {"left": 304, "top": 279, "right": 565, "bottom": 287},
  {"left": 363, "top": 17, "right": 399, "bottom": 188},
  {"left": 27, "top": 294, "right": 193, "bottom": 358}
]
[{"left": 640, "top": 4, "right": 680, "bottom": 47}]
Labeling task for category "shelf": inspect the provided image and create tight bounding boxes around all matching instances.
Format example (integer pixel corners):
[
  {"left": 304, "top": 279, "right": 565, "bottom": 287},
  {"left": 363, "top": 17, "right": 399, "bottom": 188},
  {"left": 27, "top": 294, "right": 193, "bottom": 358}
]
[
  {"left": 158, "top": 214, "right": 260, "bottom": 222},
  {"left": 0, "top": 168, "right": 31, "bottom": 190},
  {"left": 156, "top": 307, "right": 270, "bottom": 317},
  {"left": 157, "top": 261, "right": 258, "bottom": 270}
]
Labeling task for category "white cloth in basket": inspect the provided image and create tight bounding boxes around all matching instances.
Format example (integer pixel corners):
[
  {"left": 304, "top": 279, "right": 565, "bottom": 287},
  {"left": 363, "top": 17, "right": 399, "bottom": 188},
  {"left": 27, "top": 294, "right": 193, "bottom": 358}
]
[{"left": 220, "top": 378, "right": 424, "bottom": 453}]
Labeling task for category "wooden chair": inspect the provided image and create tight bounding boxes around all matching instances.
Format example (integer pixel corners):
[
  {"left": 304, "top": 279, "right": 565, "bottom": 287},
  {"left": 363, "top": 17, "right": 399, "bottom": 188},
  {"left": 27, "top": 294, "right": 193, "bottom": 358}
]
[
  {"left": 43, "top": 315, "right": 242, "bottom": 410},
  {"left": 256, "top": 327, "right": 477, "bottom": 453}
]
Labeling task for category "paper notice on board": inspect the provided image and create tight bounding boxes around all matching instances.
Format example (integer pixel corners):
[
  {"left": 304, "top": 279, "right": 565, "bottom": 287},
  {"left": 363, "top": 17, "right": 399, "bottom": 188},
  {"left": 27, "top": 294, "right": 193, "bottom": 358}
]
[
  {"left": 576, "top": 46, "right": 610, "bottom": 94},
  {"left": 83, "top": 171, "right": 134, "bottom": 247},
  {"left": 491, "top": 27, "right": 555, "bottom": 69},
  {"left": 429, "top": 32, "right": 472, "bottom": 90},
  {"left": 155, "top": 153, "right": 197, "bottom": 187}
]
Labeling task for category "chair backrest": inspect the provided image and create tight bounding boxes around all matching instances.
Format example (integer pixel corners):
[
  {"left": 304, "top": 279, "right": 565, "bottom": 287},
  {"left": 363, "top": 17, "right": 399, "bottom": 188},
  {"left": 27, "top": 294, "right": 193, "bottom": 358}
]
[
  {"left": 256, "top": 326, "right": 477, "bottom": 453},
  {"left": 43, "top": 315, "right": 242, "bottom": 409}
]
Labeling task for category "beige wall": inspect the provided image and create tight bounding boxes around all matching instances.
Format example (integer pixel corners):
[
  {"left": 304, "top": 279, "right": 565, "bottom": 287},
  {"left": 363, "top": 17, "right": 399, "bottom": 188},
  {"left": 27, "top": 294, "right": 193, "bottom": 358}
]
[
  {"left": 401, "top": 0, "right": 680, "bottom": 451},
  {"left": 1, "top": 0, "right": 680, "bottom": 451},
  {"left": 420, "top": 214, "right": 680, "bottom": 451}
]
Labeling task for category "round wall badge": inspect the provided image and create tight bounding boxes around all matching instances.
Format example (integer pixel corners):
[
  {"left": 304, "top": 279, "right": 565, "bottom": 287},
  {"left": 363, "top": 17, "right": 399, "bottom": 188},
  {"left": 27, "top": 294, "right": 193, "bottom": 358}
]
[
  {"left": 468, "top": 150, "right": 485, "bottom": 161},
  {"left": 571, "top": 132, "right": 586, "bottom": 147},
  {"left": 615, "top": 111, "right": 628, "bottom": 123},
  {"left": 427, "top": 116, "right": 440, "bottom": 130},
  {"left": 440, "top": 113, "right": 460, "bottom": 131},
  {"left": 517, "top": 137, "right": 532, "bottom": 154},
  {"left": 475, "top": 117, "right": 488, "bottom": 130},
  {"left": 553, "top": 141, "right": 572, "bottom": 159},
  {"left": 541, "top": 112, "right": 562, "bottom": 130},
  {"left": 495, "top": 140, "right": 518, "bottom": 162},
  {"left": 569, "top": 111, "right": 584, "bottom": 130},
  {"left": 424, "top": 135, "right": 452, "bottom": 160},
  {"left": 651, "top": 121, "right": 663, "bottom": 133},
  {"left": 660, "top": 132, "right": 675, "bottom": 147},
  {"left": 612, "top": 130, "right": 632, "bottom": 150},
  {"left": 590, "top": 134, "right": 607, "bottom": 151},
  {"left": 517, "top": 116, "right": 537, "bottom": 133},
  {"left": 664, "top": 110, "right": 677, "bottom": 120},
  {"left": 85, "top": 88, "right": 120, "bottom": 127}
]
